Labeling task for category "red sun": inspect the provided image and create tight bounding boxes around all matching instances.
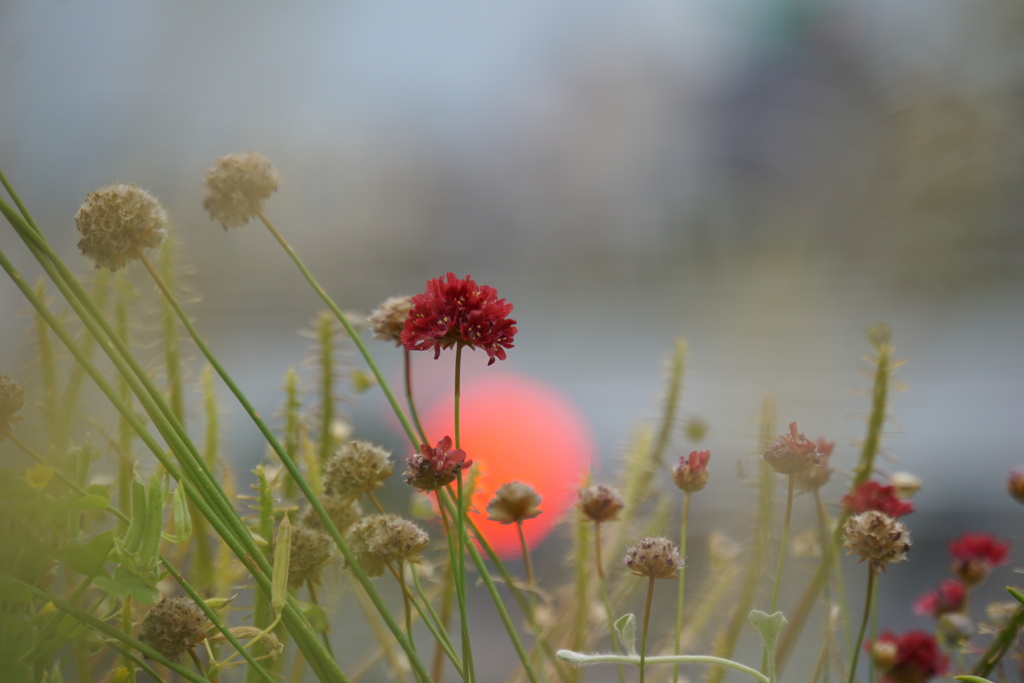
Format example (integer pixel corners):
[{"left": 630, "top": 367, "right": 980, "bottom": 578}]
[{"left": 421, "top": 372, "right": 596, "bottom": 558}]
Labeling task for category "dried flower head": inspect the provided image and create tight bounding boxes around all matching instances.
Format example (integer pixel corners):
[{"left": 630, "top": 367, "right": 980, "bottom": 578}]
[
  {"left": 842, "top": 481, "right": 915, "bottom": 518},
  {"left": 0, "top": 373, "right": 26, "bottom": 433},
  {"left": 843, "top": 510, "right": 911, "bottom": 571},
  {"left": 323, "top": 440, "right": 394, "bottom": 502},
  {"left": 578, "top": 484, "right": 624, "bottom": 524},
  {"left": 275, "top": 524, "right": 334, "bottom": 587},
  {"left": 1007, "top": 468, "right": 1024, "bottom": 504},
  {"left": 867, "top": 630, "right": 948, "bottom": 683},
  {"left": 486, "top": 481, "right": 542, "bottom": 524},
  {"left": 368, "top": 296, "right": 414, "bottom": 345},
  {"left": 138, "top": 596, "right": 211, "bottom": 660},
  {"left": 300, "top": 498, "right": 363, "bottom": 536},
  {"left": 624, "top": 536, "right": 684, "bottom": 579},
  {"left": 672, "top": 450, "right": 710, "bottom": 493},
  {"left": 762, "top": 421, "right": 820, "bottom": 475},
  {"left": 794, "top": 439, "right": 834, "bottom": 492},
  {"left": 202, "top": 152, "right": 279, "bottom": 229},
  {"left": 405, "top": 436, "right": 472, "bottom": 491},
  {"left": 401, "top": 272, "right": 517, "bottom": 365},
  {"left": 346, "top": 514, "right": 430, "bottom": 577},
  {"left": 914, "top": 579, "right": 967, "bottom": 619},
  {"left": 948, "top": 532, "right": 1009, "bottom": 586},
  {"left": 75, "top": 184, "right": 168, "bottom": 271}
]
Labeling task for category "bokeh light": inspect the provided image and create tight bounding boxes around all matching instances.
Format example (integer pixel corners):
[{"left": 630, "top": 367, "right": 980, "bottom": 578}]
[{"left": 422, "top": 371, "right": 596, "bottom": 558}]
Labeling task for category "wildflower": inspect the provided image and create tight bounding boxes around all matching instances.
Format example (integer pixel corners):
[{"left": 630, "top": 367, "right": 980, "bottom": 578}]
[
  {"left": 794, "top": 440, "right": 833, "bottom": 492},
  {"left": 841, "top": 481, "right": 914, "bottom": 518},
  {"left": 346, "top": 514, "right": 430, "bottom": 577},
  {"left": 624, "top": 536, "right": 684, "bottom": 579},
  {"left": 0, "top": 374, "right": 26, "bottom": 433},
  {"left": 578, "top": 484, "right": 624, "bottom": 523},
  {"left": 762, "top": 421, "right": 820, "bottom": 475},
  {"left": 25, "top": 463, "right": 54, "bottom": 490},
  {"left": 401, "top": 272, "right": 517, "bottom": 365},
  {"left": 202, "top": 152, "right": 279, "bottom": 229},
  {"left": 138, "top": 596, "right": 211, "bottom": 660},
  {"left": 274, "top": 525, "right": 334, "bottom": 587},
  {"left": 672, "top": 450, "right": 710, "bottom": 493},
  {"left": 913, "top": 579, "right": 966, "bottom": 618},
  {"left": 323, "top": 440, "right": 393, "bottom": 502},
  {"left": 948, "top": 532, "right": 1009, "bottom": 586},
  {"left": 486, "top": 482, "right": 542, "bottom": 524},
  {"left": 843, "top": 510, "right": 911, "bottom": 571},
  {"left": 404, "top": 436, "right": 472, "bottom": 492},
  {"left": 890, "top": 472, "right": 923, "bottom": 499},
  {"left": 1007, "top": 467, "right": 1024, "bottom": 504},
  {"left": 867, "top": 630, "right": 948, "bottom": 683},
  {"left": 368, "top": 296, "right": 414, "bottom": 345},
  {"left": 75, "top": 184, "right": 168, "bottom": 271}
]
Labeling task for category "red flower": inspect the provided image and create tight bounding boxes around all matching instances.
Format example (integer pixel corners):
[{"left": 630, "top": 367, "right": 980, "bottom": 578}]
[
  {"left": 404, "top": 436, "right": 473, "bottom": 491},
  {"left": 948, "top": 532, "right": 1009, "bottom": 585},
  {"left": 913, "top": 579, "right": 966, "bottom": 618},
  {"left": 841, "top": 481, "right": 914, "bottom": 518},
  {"left": 762, "top": 421, "right": 820, "bottom": 475},
  {"left": 672, "top": 450, "right": 710, "bottom": 493},
  {"left": 868, "top": 631, "right": 948, "bottom": 683},
  {"left": 401, "top": 273, "right": 517, "bottom": 366}
]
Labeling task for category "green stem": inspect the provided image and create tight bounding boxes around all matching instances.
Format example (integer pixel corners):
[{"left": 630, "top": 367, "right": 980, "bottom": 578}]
[
  {"left": 640, "top": 576, "right": 656, "bottom": 683},
  {"left": 556, "top": 651, "right": 770, "bottom": 683},
  {"left": 848, "top": 567, "right": 876, "bottom": 683},
  {"left": 404, "top": 349, "right": 429, "bottom": 445},
  {"left": 769, "top": 475, "right": 794, "bottom": 614},
  {"left": 516, "top": 521, "right": 535, "bottom": 599},
  {"left": 673, "top": 492, "right": 692, "bottom": 683}
]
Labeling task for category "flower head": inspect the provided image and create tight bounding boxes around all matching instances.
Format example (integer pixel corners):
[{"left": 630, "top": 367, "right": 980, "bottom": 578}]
[
  {"left": 486, "top": 482, "right": 542, "bottom": 524},
  {"left": 405, "top": 436, "right": 472, "bottom": 491},
  {"left": 672, "top": 450, "right": 710, "bottom": 493},
  {"left": 578, "top": 484, "right": 624, "bottom": 524},
  {"left": 202, "top": 152, "right": 279, "bottom": 229},
  {"left": 843, "top": 510, "right": 911, "bottom": 571},
  {"left": 948, "top": 532, "right": 1009, "bottom": 585},
  {"left": 75, "top": 184, "right": 168, "bottom": 271},
  {"left": 368, "top": 296, "right": 414, "bottom": 345},
  {"left": 138, "top": 596, "right": 211, "bottom": 660},
  {"left": 867, "top": 630, "right": 948, "bottom": 683},
  {"left": 300, "top": 498, "right": 363, "bottom": 536},
  {"left": 762, "top": 421, "right": 820, "bottom": 475},
  {"left": 323, "top": 441, "right": 394, "bottom": 502},
  {"left": 0, "top": 373, "right": 26, "bottom": 434},
  {"left": 794, "top": 439, "right": 834, "bottom": 492},
  {"left": 624, "top": 536, "right": 684, "bottom": 579},
  {"left": 346, "top": 514, "right": 430, "bottom": 577},
  {"left": 841, "top": 481, "right": 915, "bottom": 518},
  {"left": 274, "top": 525, "right": 334, "bottom": 587},
  {"left": 914, "top": 579, "right": 966, "bottom": 618},
  {"left": 401, "top": 273, "right": 517, "bottom": 365},
  {"left": 1007, "top": 468, "right": 1024, "bottom": 505}
]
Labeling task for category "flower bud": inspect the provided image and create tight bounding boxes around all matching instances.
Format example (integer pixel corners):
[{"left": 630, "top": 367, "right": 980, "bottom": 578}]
[
  {"left": 672, "top": 450, "right": 710, "bottom": 493},
  {"left": 762, "top": 422, "right": 820, "bottom": 475},
  {"left": 138, "top": 596, "right": 210, "bottom": 659},
  {"left": 486, "top": 481, "right": 542, "bottom": 524},
  {"left": 578, "top": 484, "right": 624, "bottom": 524}
]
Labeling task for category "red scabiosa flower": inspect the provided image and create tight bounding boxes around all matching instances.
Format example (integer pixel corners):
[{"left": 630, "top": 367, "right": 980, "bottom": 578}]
[
  {"left": 841, "top": 481, "right": 915, "bottom": 518},
  {"left": 401, "top": 273, "right": 517, "bottom": 366},
  {"left": 672, "top": 450, "right": 710, "bottom": 493},
  {"left": 948, "top": 532, "right": 1009, "bottom": 586},
  {"left": 913, "top": 579, "right": 967, "bottom": 618},
  {"left": 867, "top": 631, "right": 948, "bottom": 683},
  {"left": 405, "top": 436, "right": 473, "bottom": 491},
  {"left": 762, "top": 421, "right": 820, "bottom": 475}
]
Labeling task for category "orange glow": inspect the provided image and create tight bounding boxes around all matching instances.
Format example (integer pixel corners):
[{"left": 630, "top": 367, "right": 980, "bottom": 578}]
[{"left": 422, "top": 372, "right": 596, "bottom": 558}]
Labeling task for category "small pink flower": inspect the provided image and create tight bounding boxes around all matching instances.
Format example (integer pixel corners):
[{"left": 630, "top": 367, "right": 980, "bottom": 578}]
[
  {"left": 672, "top": 450, "right": 710, "bottom": 493},
  {"left": 794, "top": 438, "right": 834, "bottom": 492},
  {"left": 913, "top": 579, "right": 966, "bottom": 618},
  {"left": 841, "top": 481, "right": 914, "bottom": 518},
  {"left": 867, "top": 631, "right": 948, "bottom": 682},
  {"left": 948, "top": 532, "right": 1009, "bottom": 585},
  {"left": 404, "top": 436, "right": 473, "bottom": 491},
  {"left": 762, "top": 421, "right": 820, "bottom": 475}
]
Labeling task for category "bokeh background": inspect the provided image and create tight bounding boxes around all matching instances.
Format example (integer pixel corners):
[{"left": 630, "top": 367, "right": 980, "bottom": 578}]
[{"left": 2, "top": 0, "right": 1024, "bottom": 679}]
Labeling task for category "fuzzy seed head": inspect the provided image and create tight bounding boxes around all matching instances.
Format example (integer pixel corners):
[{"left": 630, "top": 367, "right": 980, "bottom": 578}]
[
  {"left": 843, "top": 511, "right": 911, "bottom": 570},
  {"left": 275, "top": 524, "right": 334, "bottom": 587},
  {"left": 138, "top": 596, "right": 210, "bottom": 660},
  {"left": 202, "top": 152, "right": 279, "bottom": 229},
  {"left": 369, "top": 296, "right": 415, "bottom": 345},
  {"left": 75, "top": 184, "right": 168, "bottom": 271},
  {"left": 300, "top": 498, "right": 363, "bottom": 536},
  {"left": 346, "top": 514, "right": 429, "bottom": 578},
  {"left": 0, "top": 374, "right": 26, "bottom": 431},
  {"left": 578, "top": 484, "right": 624, "bottom": 524},
  {"left": 486, "top": 481, "right": 542, "bottom": 524},
  {"left": 624, "top": 536, "right": 684, "bottom": 579},
  {"left": 323, "top": 441, "right": 394, "bottom": 501}
]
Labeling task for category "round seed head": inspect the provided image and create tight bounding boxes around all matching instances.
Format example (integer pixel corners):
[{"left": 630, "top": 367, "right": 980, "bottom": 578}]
[
  {"left": 623, "top": 536, "right": 684, "bottom": 579},
  {"left": 75, "top": 184, "right": 168, "bottom": 271},
  {"left": 323, "top": 441, "right": 394, "bottom": 501},
  {"left": 347, "top": 514, "right": 430, "bottom": 578},
  {"left": 486, "top": 481, "right": 542, "bottom": 524},
  {"left": 138, "top": 596, "right": 210, "bottom": 660},
  {"left": 368, "top": 296, "right": 415, "bottom": 345},
  {"left": 202, "top": 152, "right": 279, "bottom": 229},
  {"left": 275, "top": 524, "right": 334, "bottom": 587},
  {"left": 300, "top": 497, "right": 363, "bottom": 536},
  {"left": 843, "top": 510, "right": 911, "bottom": 571},
  {"left": 578, "top": 484, "right": 624, "bottom": 524}
]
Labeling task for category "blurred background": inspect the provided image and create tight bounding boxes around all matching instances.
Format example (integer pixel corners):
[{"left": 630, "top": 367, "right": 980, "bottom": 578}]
[{"left": 2, "top": 0, "right": 1024, "bottom": 678}]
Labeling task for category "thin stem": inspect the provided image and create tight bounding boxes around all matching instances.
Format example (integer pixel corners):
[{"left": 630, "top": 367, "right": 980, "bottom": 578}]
[
  {"left": 306, "top": 579, "right": 336, "bottom": 659},
  {"left": 594, "top": 521, "right": 605, "bottom": 580},
  {"left": 674, "top": 492, "right": 692, "bottom": 683},
  {"left": 596, "top": 555, "right": 627, "bottom": 683},
  {"left": 848, "top": 567, "right": 876, "bottom": 683},
  {"left": 556, "top": 651, "right": 770, "bottom": 683},
  {"left": 640, "top": 576, "right": 657, "bottom": 683},
  {"left": 769, "top": 475, "right": 794, "bottom": 614},
  {"left": 516, "top": 521, "right": 535, "bottom": 597},
  {"left": 404, "top": 349, "right": 429, "bottom": 445},
  {"left": 188, "top": 648, "right": 214, "bottom": 682},
  {"left": 452, "top": 342, "right": 474, "bottom": 683}
]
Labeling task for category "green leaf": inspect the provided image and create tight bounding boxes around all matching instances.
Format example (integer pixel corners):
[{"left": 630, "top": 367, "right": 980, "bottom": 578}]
[
  {"left": 613, "top": 613, "right": 637, "bottom": 657},
  {"left": 66, "top": 493, "right": 109, "bottom": 511},
  {"left": 94, "top": 567, "right": 160, "bottom": 604},
  {"left": 168, "top": 483, "right": 192, "bottom": 543},
  {"left": 57, "top": 540, "right": 110, "bottom": 577},
  {"left": 300, "top": 600, "right": 329, "bottom": 633},
  {"left": 749, "top": 610, "right": 787, "bottom": 683},
  {"left": 139, "top": 475, "right": 164, "bottom": 568},
  {"left": 955, "top": 677, "right": 995, "bottom": 683},
  {"left": 1008, "top": 587, "right": 1024, "bottom": 605},
  {"left": 122, "top": 476, "right": 148, "bottom": 555}
]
